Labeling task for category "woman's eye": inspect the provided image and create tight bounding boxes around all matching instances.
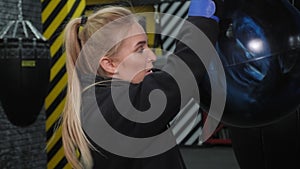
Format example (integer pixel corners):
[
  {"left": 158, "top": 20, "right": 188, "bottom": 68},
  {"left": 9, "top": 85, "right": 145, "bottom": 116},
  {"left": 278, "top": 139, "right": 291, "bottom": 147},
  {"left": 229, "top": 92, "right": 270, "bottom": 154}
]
[{"left": 137, "top": 47, "right": 145, "bottom": 53}]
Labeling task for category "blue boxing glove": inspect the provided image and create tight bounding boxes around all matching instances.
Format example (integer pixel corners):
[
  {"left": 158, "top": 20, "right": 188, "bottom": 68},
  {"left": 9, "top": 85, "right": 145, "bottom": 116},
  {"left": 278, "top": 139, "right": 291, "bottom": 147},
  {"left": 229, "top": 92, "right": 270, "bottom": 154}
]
[{"left": 188, "top": 0, "right": 220, "bottom": 22}]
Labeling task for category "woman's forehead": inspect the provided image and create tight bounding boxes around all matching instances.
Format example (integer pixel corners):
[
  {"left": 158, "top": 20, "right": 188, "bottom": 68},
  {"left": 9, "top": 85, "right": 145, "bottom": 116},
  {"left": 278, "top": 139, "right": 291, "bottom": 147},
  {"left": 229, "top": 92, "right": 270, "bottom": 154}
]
[
  {"left": 128, "top": 22, "right": 146, "bottom": 36},
  {"left": 121, "top": 23, "right": 147, "bottom": 45}
]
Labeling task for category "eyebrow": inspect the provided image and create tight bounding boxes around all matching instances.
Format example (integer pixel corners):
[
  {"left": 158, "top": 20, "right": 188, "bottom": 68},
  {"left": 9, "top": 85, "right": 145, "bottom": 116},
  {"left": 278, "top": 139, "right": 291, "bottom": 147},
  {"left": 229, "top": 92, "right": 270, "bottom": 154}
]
[{"left": 135, "top": 41, "right": 147, "bottom": 47}]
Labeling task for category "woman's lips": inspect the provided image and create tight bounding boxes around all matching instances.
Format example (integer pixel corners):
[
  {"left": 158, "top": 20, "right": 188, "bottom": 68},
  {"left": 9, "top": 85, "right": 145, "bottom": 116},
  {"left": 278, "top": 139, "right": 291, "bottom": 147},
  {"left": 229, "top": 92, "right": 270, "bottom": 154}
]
[{"left": 145, "top": 69, "right": 153, "bottom": 76}]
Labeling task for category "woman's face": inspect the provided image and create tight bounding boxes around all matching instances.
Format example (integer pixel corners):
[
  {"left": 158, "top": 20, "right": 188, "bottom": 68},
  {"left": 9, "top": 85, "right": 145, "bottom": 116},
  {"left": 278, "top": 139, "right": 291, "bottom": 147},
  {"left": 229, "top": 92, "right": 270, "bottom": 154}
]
[{"left": 107, "top": 22, "right": 157, "bottom": 83}]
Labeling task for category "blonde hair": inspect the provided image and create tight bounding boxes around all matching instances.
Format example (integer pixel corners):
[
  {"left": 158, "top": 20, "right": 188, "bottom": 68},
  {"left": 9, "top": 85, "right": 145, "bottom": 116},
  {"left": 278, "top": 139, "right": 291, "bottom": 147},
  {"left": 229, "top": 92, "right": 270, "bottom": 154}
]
[{"left": 62, "top": 6, "right": 134, "bottom": 169}]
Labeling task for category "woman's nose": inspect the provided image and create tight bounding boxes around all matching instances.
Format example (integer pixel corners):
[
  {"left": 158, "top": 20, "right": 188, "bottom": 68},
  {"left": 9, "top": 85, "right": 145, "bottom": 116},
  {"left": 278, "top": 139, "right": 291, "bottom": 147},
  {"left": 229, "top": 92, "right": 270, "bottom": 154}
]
[{"left": 147, "top": 48, "right": 157, "bottom": 62}]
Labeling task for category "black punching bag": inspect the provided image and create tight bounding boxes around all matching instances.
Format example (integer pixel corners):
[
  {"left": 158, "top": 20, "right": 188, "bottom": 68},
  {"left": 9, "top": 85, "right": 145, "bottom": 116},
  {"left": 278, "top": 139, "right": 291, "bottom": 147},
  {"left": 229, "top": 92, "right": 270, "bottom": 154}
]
[
  {"left": 213, "top": 0, "right": 300, "bottom": 128},
  {"left": 211, "top": 1, "right": 300, "bottom": 169},
  {"left": 0, "top": 2, "right": 50, "bottom": 127}
]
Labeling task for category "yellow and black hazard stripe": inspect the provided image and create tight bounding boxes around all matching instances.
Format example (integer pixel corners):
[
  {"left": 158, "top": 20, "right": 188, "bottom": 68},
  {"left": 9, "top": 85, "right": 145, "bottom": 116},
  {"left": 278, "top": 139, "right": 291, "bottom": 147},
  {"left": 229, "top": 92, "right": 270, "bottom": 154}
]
[{"left": 41, "top": 0, "right": 86, "bottom": 168}]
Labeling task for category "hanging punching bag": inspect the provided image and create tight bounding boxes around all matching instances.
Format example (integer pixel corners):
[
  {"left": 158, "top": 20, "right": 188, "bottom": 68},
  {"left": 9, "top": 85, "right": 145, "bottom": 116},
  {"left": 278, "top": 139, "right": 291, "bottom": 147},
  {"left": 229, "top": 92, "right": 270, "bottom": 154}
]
[
  {"left": 0, "top": 5, "right": 51, "bottom": 127},
  {"left": 200, "top": 0, "right": 300, "bottom": 128},
  {"left": 208, "top": 1, "right": 300, "bottom": 169}
]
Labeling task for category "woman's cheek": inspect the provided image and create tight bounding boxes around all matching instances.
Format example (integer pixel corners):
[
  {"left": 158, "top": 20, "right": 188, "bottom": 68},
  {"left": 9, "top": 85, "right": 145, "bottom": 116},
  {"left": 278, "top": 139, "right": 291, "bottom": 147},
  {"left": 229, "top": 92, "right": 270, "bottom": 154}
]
[
  {"left": 127, "top": 53, "right": 146, "bottom": 71},
  {"left": 117, "top": 53, "right": 146, "bottom": 81}
]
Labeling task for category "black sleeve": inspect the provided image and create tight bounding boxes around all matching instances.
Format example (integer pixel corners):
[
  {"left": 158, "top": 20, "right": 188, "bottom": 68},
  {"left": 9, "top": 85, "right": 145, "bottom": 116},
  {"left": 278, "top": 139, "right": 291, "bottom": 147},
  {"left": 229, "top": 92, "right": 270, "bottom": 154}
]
[
  {"left": 173, "top": 17, "right": 219, "bottom": 83},
  {"left": 123, "top": 17, "right": 220, "bottom": 137}
]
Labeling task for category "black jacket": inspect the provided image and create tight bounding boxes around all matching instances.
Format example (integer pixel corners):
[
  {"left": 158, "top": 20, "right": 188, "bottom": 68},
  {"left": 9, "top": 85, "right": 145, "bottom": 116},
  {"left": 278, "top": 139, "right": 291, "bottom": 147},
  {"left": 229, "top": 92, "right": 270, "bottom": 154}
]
[{"left": 81, "top": 16, "right": 219, "bottom": 169}]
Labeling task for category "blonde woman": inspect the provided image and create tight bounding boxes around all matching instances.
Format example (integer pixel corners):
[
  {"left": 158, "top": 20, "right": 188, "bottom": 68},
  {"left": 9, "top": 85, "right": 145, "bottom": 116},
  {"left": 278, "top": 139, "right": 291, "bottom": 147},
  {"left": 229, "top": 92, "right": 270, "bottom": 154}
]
[{"left": 62, "top": 0, "right": 221, "bottom": 168}]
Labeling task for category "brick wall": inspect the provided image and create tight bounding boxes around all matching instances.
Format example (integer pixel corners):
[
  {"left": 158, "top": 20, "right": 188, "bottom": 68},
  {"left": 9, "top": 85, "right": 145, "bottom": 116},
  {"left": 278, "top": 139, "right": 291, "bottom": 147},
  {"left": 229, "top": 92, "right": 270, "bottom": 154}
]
[
  {"left": 0, "top": 0, "right": 47, "bottom": 169},
  {"left": 0, "top": 0, "right": 42, "bottom": 31}
]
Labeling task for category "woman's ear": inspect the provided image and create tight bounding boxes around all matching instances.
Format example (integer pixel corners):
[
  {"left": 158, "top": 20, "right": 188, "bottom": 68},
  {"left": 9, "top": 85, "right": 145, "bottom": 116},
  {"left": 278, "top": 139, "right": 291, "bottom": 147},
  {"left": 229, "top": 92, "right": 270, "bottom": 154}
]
[{"left": 99, "top": 56, "right": 118, "bottom": 75}]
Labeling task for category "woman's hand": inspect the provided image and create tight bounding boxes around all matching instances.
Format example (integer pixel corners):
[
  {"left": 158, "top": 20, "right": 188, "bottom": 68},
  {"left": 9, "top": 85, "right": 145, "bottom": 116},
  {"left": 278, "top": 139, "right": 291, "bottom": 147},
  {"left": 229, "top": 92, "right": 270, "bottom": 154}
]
[{"left": 188, "top": 0, "right": 224, "bottom": 22}]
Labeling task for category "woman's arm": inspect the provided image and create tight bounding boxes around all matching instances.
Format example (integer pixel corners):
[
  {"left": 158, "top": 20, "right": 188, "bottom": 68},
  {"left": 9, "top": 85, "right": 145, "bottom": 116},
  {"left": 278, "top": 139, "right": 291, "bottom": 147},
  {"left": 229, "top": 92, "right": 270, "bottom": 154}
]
[{"left": 129, "top": 16, "right": 220, "bottom": 136}]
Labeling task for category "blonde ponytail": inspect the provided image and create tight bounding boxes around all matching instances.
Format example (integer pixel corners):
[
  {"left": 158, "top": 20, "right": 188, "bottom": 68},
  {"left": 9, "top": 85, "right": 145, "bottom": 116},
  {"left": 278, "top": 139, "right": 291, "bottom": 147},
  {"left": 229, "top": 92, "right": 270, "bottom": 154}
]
[
  {"left": 61, "top": 6, "right": 134, "bottom": 169},
  {"left": 62, "top": 18, "right": 93, "bottom": 169}
]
